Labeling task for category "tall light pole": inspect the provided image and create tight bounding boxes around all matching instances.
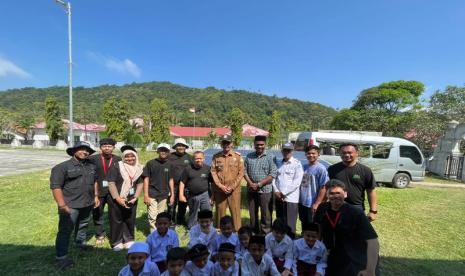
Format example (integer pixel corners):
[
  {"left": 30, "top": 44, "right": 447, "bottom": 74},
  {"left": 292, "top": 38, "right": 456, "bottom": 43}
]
[{"left": 55, "top": 0, "right": 74, "bottom": 146}]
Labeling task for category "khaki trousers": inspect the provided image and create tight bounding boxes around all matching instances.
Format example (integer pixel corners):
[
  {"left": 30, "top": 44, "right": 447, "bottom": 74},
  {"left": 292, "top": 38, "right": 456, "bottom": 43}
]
[
  {"left": 147, "top": 198, "right": 167, "bottom": 232},
  {"left": 214, "top": 187, "right": 241, "bottom": 231}
]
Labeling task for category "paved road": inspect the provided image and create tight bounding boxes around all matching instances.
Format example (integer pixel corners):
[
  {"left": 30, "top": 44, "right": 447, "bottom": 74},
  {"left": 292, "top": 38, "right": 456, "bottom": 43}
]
[{"left": 0, "top": 149, "right": 69, "bottom": 177}]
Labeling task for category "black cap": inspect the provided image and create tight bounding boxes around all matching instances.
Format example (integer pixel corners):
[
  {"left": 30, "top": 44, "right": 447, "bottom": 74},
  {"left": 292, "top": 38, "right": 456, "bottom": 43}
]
[
  {"left": 281, "top": 143, "right": 294, "bottom": 150},
  {"left": 218, "top": 242, "right": 236, "bottom": 253},
  {"left": 188, "top": 244, "right": 209, "bottom": 259},
  {"left": 198, "top": 209, "right": 213, "bottom": 219},
  {"left": 221, "top": 135, "right": 232, "bottom": 143},
  {"left": 66, "top": 141, "right": 96, "bottom": 156},
  {"left": 254, "top": 135, "right": 267, "bottom": 142},
  {"left": 121, "top": 145, "right": 137, "bottom": 153},
  {"left": 249, "top": 235, "right": 265, "bottom": 246},
  {"left": 99, "top": 138, "right": 116, "bottom": 146}
]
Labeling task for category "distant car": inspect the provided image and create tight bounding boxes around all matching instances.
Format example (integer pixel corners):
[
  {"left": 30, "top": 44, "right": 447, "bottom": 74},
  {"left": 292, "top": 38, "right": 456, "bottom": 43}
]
[{"left": 203, "top": 148, "right": 330, "bottom": 168}]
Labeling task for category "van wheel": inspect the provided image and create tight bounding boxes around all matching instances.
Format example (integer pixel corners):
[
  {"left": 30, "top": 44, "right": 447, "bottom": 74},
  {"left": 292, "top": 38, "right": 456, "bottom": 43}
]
[{"left": 392, "top": 173, "right": 410, "bottom": 188}]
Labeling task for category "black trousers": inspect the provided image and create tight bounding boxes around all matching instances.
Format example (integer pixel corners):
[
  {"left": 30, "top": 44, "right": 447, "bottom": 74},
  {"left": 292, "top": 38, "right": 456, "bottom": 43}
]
[
  {"left": 248, "top": 192, "right": 273, "bottom": 234},
  {"left": 298, "top": 203, "right": 314, "bottom": 225},
  {"left": 107, "top": 198, "right": 137, "bottom": 247},
  {"left": 168, "top": 184, "right": 187, "bottom": 225},
  {"left": 92, "top": 193, "right": 111, "bottom": 238},
  {"left": 275, "top": 199, "right": 298, "bottom": 238}
]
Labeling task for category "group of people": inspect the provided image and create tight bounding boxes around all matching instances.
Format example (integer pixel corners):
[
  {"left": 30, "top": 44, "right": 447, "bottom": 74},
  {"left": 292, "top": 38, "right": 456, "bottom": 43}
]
[{"left": 50, "top": 134, "right": 380, "bottom": 275}]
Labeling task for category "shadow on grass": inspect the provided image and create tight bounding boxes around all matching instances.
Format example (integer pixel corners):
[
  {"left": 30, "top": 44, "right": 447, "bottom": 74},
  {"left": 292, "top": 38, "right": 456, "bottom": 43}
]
[
  {"left": 379, "top": 256, "right": 465, "bottom": 276},
  {"left": 135, "top": 211, "right": 151, "bottom": 237}
]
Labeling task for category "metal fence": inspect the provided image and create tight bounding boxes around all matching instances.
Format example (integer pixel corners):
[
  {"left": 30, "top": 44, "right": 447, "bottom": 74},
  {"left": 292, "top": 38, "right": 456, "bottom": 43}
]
[{"left": 444, "top": 154, "right": 465, "bottom": 180}]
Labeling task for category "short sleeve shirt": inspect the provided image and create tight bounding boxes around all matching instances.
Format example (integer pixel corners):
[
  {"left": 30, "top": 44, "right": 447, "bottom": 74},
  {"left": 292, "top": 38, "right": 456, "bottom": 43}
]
[
  {"left": 180, "top": 164, "right": 211, "bottom": 196},
  {"left": 142, "top": 158, "right": 172, "bottom": 200},
  {"left": 88, "top": 154, "right": 121, "bottom": 196},
  {"left": 327, "top": 162, "right": 376, "bottom": 207},
  {"left": 168, "top": 152, "right": 193, "bottom": 184},
  {"left": 300, "top": 162, "right": 329, "bottom": 207},
  {"left": 50, "top": 158, "right": 97, "bottom": 208},
  {"left": 244, "top": 151, "right": 278, "bottom": 193}
]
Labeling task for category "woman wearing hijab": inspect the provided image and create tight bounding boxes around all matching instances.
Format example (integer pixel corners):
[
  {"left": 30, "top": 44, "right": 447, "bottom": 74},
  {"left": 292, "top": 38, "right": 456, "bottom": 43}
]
[{"left": 107, "top": 145, "right": 144, "bottom": 251}]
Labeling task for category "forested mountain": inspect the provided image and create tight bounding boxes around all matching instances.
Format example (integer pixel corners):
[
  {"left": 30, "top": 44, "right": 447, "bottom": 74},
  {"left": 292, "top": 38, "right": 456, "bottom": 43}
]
[{"left": 0, "top": 81, "right": 336, "bottom": 131}]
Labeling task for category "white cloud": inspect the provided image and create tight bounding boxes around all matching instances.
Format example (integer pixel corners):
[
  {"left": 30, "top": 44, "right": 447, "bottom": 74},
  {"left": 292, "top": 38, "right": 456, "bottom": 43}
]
[
  {"left": 87, "top": 51, "right": 141, "bottom": 78},
  {"left": 0, "top": 57, "right": 32, "bottom": 78}
]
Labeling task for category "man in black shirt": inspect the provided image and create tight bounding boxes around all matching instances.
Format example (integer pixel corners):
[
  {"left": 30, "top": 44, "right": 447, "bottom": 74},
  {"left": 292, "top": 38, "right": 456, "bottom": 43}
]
[
  {"left": 143, "top": 143, "right": 174, "bottom": 232},
  {"left": 327, "top": 143, "right": 378, "bottom": 221},
  {"left": 179, "top": 151, "right": 212, "bottom": 229},
  {"left": 168, "top": 138, "right": 192, "bottom": 226},
  {"left": 87, "top": 138, "right": 121, "bottom": 246},
  {"left": 314, "top": 179, "right": 379, "bottom": 276},
  {"left": 50, "top": 141, "right": 99, "bottom": 270}
]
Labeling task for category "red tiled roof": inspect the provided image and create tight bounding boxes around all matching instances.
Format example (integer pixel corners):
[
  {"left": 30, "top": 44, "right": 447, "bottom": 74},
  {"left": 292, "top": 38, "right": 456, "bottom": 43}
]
[
  {"left": 34, "top": 120, "right": 106, "bottom": 132},
  {"left": 170, "top": 126, "right": 230, "bottom": 137}
]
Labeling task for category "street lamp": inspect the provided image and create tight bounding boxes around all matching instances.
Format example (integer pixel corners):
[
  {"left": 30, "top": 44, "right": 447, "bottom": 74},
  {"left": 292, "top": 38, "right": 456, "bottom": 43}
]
[{"left": 54, "top": 0, "right": 74, "bottom": 146}]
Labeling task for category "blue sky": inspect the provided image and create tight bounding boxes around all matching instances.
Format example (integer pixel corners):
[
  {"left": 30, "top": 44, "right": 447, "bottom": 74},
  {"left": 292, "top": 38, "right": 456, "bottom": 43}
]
[{"left": 1, "top": 0, "right": 465, "bottom": 109}]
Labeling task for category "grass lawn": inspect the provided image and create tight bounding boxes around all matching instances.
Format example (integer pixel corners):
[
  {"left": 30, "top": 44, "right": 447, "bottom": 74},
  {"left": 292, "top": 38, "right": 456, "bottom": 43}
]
[
  {"left": 424, "top": 172, "right": 465, "bottom": 185},
  {"left": 0, "top": 170, "right": 464, "bottom": 275}
]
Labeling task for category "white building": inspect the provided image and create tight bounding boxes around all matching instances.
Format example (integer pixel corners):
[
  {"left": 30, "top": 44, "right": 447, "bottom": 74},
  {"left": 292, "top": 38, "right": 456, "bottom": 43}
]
[{"left": 33, "top": 119, "right": 106, "bottom": 146}]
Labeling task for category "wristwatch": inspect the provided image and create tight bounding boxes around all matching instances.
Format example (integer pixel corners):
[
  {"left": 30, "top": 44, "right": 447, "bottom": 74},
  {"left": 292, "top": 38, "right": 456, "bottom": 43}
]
[{"left": 369, "top": 209, "right": 378, "bottom": 214}]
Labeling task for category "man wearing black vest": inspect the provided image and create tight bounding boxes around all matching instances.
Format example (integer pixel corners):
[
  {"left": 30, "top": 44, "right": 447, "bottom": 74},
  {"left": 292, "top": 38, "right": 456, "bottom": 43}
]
[{"left": 88, "top": 138, "right": 121, "bottom": 246}]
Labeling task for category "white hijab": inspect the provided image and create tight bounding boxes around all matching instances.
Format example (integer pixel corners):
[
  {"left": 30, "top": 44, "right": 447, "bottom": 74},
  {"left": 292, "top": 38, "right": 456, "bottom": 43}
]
[{"left": 118, "top": 149, "right": 143, "bottom": 198}]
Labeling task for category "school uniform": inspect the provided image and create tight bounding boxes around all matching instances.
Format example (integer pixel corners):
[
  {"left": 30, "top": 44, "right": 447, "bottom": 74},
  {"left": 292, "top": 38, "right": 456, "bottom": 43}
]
[
  {"left": 88, "top": 153, "right": 121, "bottom": 239},
  {"left": 211, "top": 261, "right": 240, "bottom": 276},
  {"left": 146, "top": 229, "right": 180, "bottom": 272},
  {"left": 240, "top": 251, "right": 281, "bottom": 276},
  {"left": 273, "top": 156, "right": 304, "bottom": 236},
  {"left": 50, "top": 157, "right": 97, "bottom": 259},
  {"left": 265, "top": 232, "right": 294, "bottom": 272},
  {"left": 160, "top": 270, "right": 189, "bottom": 276},
  {"left": 187, "top": 224, "right": 218, "bottom": 254},
  {"left": 184, "top": 260, "right": 214, "bottom": 276},
  {"left": 212, "top": 233, "right": 241, "bottom": 258},
  {"left": 237, "top": 245, "right": 248, "bottom": 263},
  {"left": 293, "top": 238, "right": 327, "bottom": 276},
  {"left": 118, "top": 260, "right": 160, "bottom": 276}
]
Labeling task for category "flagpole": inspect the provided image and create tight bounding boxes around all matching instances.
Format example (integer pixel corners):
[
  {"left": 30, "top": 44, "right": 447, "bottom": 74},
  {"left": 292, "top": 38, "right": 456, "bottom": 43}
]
[{"left": 193, "top": 108, "right": 196, "bottom": 147}]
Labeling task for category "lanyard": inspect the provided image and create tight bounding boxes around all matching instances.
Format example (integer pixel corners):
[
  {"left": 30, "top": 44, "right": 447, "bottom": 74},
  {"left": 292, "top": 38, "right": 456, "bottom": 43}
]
[
  {"left": 101, "top": 155, "right": 113, "bottom": 175},
  {"left": 122, "top": 163, "right": 136, "bottom": 185},
  {"left": 325, "top": 211, "right": 341, "bottom": 230}
]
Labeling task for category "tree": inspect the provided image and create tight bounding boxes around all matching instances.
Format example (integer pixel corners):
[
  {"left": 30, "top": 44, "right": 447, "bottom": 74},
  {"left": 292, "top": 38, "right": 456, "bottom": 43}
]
[
  {"left": 17, "top": 115, "right": 35, "bottom": 141},
  {"left": 44, "top": 96, "right": 65, "bottom": 140},
  {"left": 205, "top": 130, "right": 218, "bottom": 148},
  {"left": 430, "top": 85, "right": 465, "bottom": 122},
  {"left": 124, "top": 121, "right": 143, "bottom": 145},
  {"left": 268, "top": 111, "right": 282, "bottom": 147},
  {"left": 404, "top": 110, "right": 446, "bottom": 156},
  {"left": 0, "top": 108, "right": 15, "bottom": 139},
  {"left": 102, "top": 98, "right": 130, "bottom": 141},
  {"left": 75, "top": 104, "right": 93, "bottom": 141},
  {"left": 147, "top": 98, "right": 171, "bottom": 144},
  {"left": 226, "top": 107, "right": 244, "bottom": 146}
]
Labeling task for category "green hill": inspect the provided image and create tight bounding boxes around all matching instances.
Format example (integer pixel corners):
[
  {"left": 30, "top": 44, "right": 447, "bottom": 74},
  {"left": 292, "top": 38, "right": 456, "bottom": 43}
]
[{"left": 0, "top": 81, "right": 336, "bottom": 131}]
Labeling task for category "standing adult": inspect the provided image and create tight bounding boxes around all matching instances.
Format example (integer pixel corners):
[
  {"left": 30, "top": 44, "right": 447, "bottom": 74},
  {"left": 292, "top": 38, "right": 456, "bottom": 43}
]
[
  {"left": 143, "top": 143, "right": 175, "bottom": 232},
  {"left": 244, "top": 135, "right": 277, "bottom": 234},
  {"left": 50, "top": 141, "right": 99, "bottom": 270},
  {"left": 88, "top": 137, "right": 121, "bottom": 246},
  {"left": 107, "top": 145, "right": 144, "bottom": 251},
  {"left": 179, "top": 151, "right": 213, "bottom": 229},
  {"left": 314, "top": 179, "right": 379, "bottom": 276},
  {"left": 272, "top": 143, "right": 303, "bottom": 237},
  {"left": 299, "top": 145, "right": 329, "bottom": 225},
  {"left": 327, "top": 143, "right": 378, "bottom": 221},
  {"left": 210, "top": 135, "right": 244, "bottom": 231},
  {"left": 168, "top": 138, "right": 192, "bottom": 227}
]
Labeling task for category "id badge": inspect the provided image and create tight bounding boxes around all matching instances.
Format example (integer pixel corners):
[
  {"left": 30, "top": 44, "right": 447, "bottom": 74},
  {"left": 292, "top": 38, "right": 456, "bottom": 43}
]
[
  {"left": 102, "top": 180, "right": 109, "bottom": 188},
  {"left": 129, "top": 188, "right": 135, "bottom": 196}
]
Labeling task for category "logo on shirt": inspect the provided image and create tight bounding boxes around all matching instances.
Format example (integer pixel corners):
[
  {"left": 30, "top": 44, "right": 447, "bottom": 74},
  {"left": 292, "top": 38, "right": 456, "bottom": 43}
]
[
  {"left": 164, "top": 168, "right": 169, "bottom": 172},
  {"left": 353, "top": 174, "right": 361, "bottom": 181},
  {"left": 184, "top": 160, "right": 190, "bottom": 164},
  {"left": 201, "top": 173, "right": 207, "bottom": 178}
]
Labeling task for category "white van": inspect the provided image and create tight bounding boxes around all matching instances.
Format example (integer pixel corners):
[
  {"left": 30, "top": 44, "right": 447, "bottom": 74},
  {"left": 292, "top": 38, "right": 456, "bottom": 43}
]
[{"left": 294, "top": 131, "right": 425, "bottom": 188}]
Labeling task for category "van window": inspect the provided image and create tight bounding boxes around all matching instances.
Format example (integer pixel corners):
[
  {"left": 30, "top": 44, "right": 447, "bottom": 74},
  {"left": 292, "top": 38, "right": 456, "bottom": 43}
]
[
  {"left": 372, "top": 145, "right": 391, "bottom": 159},
  {"left": 400, "top": 146, "right": 422, "bottom": 164}
]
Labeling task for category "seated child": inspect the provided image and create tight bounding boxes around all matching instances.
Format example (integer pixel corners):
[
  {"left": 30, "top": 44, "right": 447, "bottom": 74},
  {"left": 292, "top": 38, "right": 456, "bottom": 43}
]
[
  {"left": 187, "top": 209, "right": 217, "bottom": 254},
  {"left": 119, "top": 242, "right": 160, "bottom": 276},
  {"left": 211, "top": 243, "right": 240, "bottom": 276},
  {"left": 293, "top": 223, "right": 327, "bottom": 276},
  {"left": 184, "top": 244, "right": 214, "bottom": 275},
  {"left": 212, "top": 216, "right": 240, "bottom": 260},
  {"left": 265, "top": 219, "right": 294, "bottom": 275},
  {"left": 146, "top": 212, "right": 180, "bottom": 273},
  {"left": 161, "top": 247, "right": 188, "bottom": 276},
  {"left": 237, "top": 226, "right": 252, "bottom": 264},
  {"left": 241, "top": 235, "right": 280, "bottom": 276}
]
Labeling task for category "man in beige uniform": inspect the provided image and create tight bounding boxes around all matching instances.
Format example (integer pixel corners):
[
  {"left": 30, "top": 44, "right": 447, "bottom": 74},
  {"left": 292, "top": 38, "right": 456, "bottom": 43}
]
[{"left": 211, "top": 135, "right": 244, "bottom": 231}]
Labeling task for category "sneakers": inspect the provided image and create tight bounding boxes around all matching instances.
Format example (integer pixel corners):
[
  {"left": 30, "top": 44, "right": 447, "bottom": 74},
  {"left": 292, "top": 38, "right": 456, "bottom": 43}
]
[
  {"left": 56, "top": 258, "right": 74, "bottom": 271},
  {"left": 124, "top": 241, "right": 134, "bottom": 249},
  {"left": 113, "top": 243, "right": 124, "bottom": 252},
  {"left": 95, "top": 236, "right": 105, "bottom": 247}
]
